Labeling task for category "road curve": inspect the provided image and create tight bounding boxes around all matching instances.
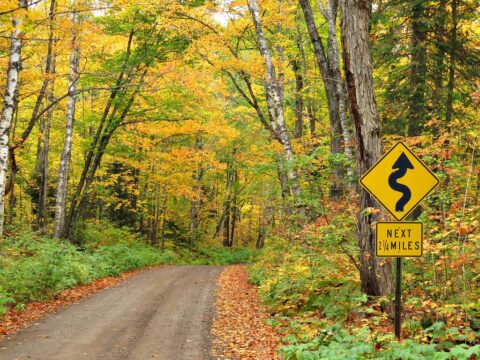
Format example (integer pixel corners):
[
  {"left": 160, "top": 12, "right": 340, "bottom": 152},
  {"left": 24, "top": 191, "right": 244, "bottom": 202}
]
[{"left": 0, "top": 266, "right": 223, "bottom": 360}]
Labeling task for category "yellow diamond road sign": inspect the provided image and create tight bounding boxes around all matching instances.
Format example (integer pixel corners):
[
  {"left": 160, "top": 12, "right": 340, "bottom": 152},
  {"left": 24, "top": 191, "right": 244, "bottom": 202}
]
[{"left": 360, "top": 141, "right": 439, "bottom": 221}]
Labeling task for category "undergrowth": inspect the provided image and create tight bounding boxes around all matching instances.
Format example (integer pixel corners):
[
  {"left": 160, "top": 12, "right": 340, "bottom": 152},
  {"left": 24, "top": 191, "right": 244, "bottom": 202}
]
[{"left": 248, "top": 213, "right": 480, "bottom": 359}]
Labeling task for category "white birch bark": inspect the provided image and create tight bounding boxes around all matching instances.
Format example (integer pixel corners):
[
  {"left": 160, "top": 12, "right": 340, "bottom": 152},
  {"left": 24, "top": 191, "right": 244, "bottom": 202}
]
[
  {"left": 247, "top": 0, "right": 302, "bottom": 206},
  {"left": 0, "top": 0, "right": 28, "bottom": 238},
  {"left": 53, "top": 1, "right": 80, "bottom": 238}
]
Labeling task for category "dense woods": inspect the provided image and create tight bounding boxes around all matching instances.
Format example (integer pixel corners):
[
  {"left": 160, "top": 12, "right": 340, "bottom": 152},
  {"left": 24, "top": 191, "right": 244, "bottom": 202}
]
[{"left": 0, "top": 0, "right": 479, "bottom": 357}]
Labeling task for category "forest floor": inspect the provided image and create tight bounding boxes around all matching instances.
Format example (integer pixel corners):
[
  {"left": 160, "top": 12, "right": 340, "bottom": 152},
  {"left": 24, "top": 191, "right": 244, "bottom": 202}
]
[
  {"left": 0, "top": 266, "right": 223, "bottom": 360},
  {"left": 211, "top": 265, "right": 280, "bottom": 359}
]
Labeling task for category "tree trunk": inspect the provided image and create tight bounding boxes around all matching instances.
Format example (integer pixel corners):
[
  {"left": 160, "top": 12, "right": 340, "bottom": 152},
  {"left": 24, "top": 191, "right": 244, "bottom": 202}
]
[
  {"left": 0, "top": 0, "right": 27, "bottom": 238},
  {"left": 36, "top": 57, "right": 56, "bottom": 233},
  {"left": 160, "top": 190, "right": 167, "bottom": 252},
  {"left": 276, "top": 155, "right": 292, "bottom": 216},
  {"left": 407, "top": 0, "right": 428, "bottom": 136},
  {"left": 248, "top": 0, "right": 303, "bottom": 209},
  {"left": 445, "top": 0, "right": 457, "bottom": 124},
  {"left": 298, "top": 0, "right": 345, "bottom": 196},
  {"left": 322, "top": 0, "right": 353, "bottom": 177},
  {"left": 53, "top": 1, "right": 80, "bottom": 238},
  {"left": 189, "top": 138, "right": 205, "bottom": 242},
  {"left": 293, "top": 59, "right": 304, "bottom": 139},
  {"left": 433, "top": 0, "right": 447, "bottom": 111},
  {"left": 340, "top": 0, "right": 393, "bottom": 296}
]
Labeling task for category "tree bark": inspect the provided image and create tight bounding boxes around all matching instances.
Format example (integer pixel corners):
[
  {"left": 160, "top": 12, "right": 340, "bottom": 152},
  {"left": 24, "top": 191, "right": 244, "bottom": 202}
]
[
  {"left": 292, "top": 59, "right": 304, "bottom": 139},
  {"left": 407, "top": 0, "right": 428, "bottom": 136},
  {"left": 445, "top": 0, "right": 457, "bottom": 124},
  {"left": 276, "top": 155, "right": 292, "bottom": 216},
  {"left": 340, "top": 0, "right": 393, "bottom": 296},
  {"left": 53, "top": 0, "right": 80, "bottom": 238},
  {"left": 433, "top": 0, "right": 447, "bottom": 109},
  {"left": 0, "top": 0, "right": 28, "bottom": 238}
]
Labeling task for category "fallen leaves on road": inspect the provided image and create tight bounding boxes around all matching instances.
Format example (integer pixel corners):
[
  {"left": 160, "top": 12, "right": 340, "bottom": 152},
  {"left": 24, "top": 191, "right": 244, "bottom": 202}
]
[
  {"left": 0, "top": 265, "right": 165, "bottom": 338},
  {"left": 212, "top": 265, "right": 280, "bottom": 359}
]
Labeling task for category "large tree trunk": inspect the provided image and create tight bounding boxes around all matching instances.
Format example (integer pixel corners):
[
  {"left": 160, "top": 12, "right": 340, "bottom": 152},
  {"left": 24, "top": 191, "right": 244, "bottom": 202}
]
[
  {"left": 340, "top": 0, "right": 393, "bottom": 296},
  {"left": 53, "top": 1, "right": 80, "bottom": 238},
  {"left": 248, "top": 0, "right": 302, "bottom": 209},
  {"left": 0, "top": 0, "right": 28, "bottom": 238}
]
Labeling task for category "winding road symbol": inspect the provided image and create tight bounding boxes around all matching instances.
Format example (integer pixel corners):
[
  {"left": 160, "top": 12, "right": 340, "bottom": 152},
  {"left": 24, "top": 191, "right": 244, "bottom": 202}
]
[{"left": 388, "top": 152, "right": 414, "bottom": 212}]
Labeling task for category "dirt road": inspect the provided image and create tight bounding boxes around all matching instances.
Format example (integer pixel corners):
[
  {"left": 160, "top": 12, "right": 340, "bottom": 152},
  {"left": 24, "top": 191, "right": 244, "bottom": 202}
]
[{"left": 0, "top": 266, "right": 223, "bottom": 360}]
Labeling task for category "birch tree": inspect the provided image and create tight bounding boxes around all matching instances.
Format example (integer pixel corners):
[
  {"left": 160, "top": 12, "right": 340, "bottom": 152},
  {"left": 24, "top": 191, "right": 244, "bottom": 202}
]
[
  {"left": 0, "top": 0, "right": 28, "bottom": 238},
  {"left": 340, "top": 0, "right": 393, "bottom": 296},
  {"left": 53, "top": 0, "right": 80, "bottom": 238},
  {"left": 247, "top": 0, "right": 303, "bottom": 209}
]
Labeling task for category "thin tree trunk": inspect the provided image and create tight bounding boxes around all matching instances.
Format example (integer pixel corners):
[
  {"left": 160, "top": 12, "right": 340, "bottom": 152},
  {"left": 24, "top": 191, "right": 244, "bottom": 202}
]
[
  {"left": 407, "top": 0, "right": 428, "bottom": 136},
  {"left": 299, "top": 0, "right": 345, "bottom": 196},
  {"left": 293, "top": 59, "right": 304, "bottom": 139},
  {"left": 445, "top": 0, "right": 457, "bottom": 124},
  {"left": 340, "top": 0, "right": 393, "bottom": 296},
  {"left": 248, "top": 0, "right": 303, "bottom": 209},
  {"left": 321, "top": 0, "right": 353, "bottom": 177},
  {"left": 53, "top": 0, "right": 80, "bottom": 238},
  {"left": 276, "top": 155, "right": 292, "bottom": 216},
  {"left": 297, "top": 29, "right": 317, "bottom": 136},
  {"left": 189, "top": 138, "right": 205, "bottom": 242},
  {"left": 160, "top": 190, "right": 167, "bottom": 252},
  {"left": 433, "top": 0, "right": 447, "bottom": 110},
  {"left": 6, "top": 106, "right": 19, "bottom": 228},
  {"left": 37, "top": 56, "right": 56, "bottom": 232},
  {"left": 0, "top": 0, "right": 28, "bottom": 238}
]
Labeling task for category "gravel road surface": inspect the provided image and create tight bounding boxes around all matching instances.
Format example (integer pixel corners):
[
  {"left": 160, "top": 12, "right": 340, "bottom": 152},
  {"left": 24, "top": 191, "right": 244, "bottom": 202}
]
[{"left": 0, "top": 266, "right": 223, "bottom": 360}]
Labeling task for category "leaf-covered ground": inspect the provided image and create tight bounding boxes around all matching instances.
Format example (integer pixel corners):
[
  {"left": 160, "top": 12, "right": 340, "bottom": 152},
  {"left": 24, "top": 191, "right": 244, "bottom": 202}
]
[
  {"left": 212, "top": 265, "right": 280, "bottom": 359},
  {"left": 0, "top": 265, "right": 166, "bottom": 338}
]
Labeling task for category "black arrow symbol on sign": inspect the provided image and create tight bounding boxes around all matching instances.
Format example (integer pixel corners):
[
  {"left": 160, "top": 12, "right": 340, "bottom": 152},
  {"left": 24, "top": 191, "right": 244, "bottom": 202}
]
[{"left": 388, "top": 152, "right": 414, "bottom": 212}]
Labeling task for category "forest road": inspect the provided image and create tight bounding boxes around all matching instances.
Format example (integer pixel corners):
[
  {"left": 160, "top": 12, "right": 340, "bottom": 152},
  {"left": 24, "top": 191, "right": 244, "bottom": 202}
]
[{"left": 0, "top": 266, "right": 223, "bottom": 360}]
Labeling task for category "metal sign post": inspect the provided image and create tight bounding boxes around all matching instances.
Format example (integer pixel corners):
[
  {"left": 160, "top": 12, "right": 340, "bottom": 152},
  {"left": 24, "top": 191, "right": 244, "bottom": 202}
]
[
  {"left": 395, "top": 257, "right": 402, "bottom": 339},
  {"left": 359, "top": 141, "right": 440, "bottom": 340}
]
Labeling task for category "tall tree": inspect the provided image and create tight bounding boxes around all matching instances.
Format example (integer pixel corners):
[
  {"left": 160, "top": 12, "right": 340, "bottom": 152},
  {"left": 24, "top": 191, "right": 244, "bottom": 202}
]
[
  {"left": 0, "top": 0, "right": 28, "bottom": 237},
  {"left": 407, "top": 0, "right": 428, "bottom": 136},
  {"left": 445, "top": 0, "right": 458, "bottom": 124},
  {"left": 340, "top": 0, "right": 393, "bottom": 296},
  {"left": 53, "top": 0, "right": 80, "bottom": 238},
  {"left": 248, "top": 0, "right": 303, "bottom": 210}
]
